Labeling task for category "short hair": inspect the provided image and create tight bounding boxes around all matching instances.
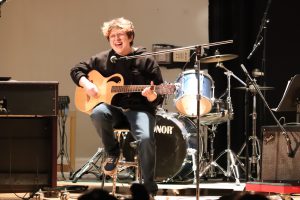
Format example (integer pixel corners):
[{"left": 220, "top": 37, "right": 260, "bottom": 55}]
[{"left": 101, "top": 17, "right": 135, "bottom": 46}]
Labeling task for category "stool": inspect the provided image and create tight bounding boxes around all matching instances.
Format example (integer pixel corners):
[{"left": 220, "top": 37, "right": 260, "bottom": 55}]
[{"left": 101, "top": 128, "right": 141, "bottom": 196}]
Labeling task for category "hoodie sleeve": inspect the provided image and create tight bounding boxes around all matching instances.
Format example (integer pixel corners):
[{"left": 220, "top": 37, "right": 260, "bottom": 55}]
[
  {"left": 70, "top": 51, "right": 109, "bottom": 86},
  {"left": 143, "top": 54, "right": 165, "bottom": 108}
]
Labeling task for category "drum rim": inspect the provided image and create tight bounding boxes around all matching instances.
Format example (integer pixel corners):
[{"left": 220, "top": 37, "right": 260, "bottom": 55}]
[
  {"left": 173, "top": 95, "right": 213, "bottom": 117},
  {"left": 156, "top": 112, "right": 194, "bottom": 139},
  {"left": 176, "top": 69, "right": 214, "bottom": 83}
]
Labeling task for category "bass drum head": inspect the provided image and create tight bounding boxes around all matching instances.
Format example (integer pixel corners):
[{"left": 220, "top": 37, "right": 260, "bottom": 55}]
[{"left": 154, "top": 112, "right": 197, "bottom": 182}]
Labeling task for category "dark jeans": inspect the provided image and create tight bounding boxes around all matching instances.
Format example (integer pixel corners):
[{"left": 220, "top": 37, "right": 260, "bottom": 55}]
[{"left": 90, "top": 103, "right": 158, "bottom": 194}]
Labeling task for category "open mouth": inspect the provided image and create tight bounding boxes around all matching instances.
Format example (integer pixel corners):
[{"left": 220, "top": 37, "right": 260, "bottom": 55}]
[{"left": 115, "top": 42, "right": 122, "bottom": 47}]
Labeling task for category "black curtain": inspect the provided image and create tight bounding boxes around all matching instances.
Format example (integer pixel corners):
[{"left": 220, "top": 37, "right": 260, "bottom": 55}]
[{"left": 208, "top": 0, "right": 300, "bottom": 172}]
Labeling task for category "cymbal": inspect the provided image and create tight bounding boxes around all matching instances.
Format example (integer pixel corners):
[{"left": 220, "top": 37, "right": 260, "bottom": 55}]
[
  {"left": 235, "top": 85, "right": 274, "bottom": 91},
  {"left": 200, "top": 54, "right": 238, "bottom": 63}
]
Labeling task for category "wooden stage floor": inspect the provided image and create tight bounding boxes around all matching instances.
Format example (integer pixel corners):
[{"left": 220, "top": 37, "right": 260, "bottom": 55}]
[
  {"left": 1, "top": 177, "right": 300, "bottom": 200},
  {"left": 0, "top": 177, "right": 245, "bottom": 200}
]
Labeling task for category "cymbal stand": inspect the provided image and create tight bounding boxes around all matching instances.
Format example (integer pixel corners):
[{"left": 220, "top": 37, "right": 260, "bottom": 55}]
[
  {"left": 199, "top": 65, "right": 246, "bottom": 183},
  {"left": 216, "top": 63, "right": 246, "bottom": 183},
  {"left": 237, "top": 82, "right": 261, "bottom": 180}
]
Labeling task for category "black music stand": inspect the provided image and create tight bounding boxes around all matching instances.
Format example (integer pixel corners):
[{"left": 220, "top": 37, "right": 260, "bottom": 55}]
[{"left": 273, "top": 74, "right": 300, "bottom": 123}]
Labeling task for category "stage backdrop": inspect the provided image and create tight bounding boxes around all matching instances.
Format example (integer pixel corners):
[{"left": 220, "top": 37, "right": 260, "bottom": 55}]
[{"left": 208, "top": 0, "right": 300, "bottom": 171}]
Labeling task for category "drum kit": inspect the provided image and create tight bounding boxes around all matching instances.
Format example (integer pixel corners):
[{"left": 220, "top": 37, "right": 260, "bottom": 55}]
[{"left": 150, "top": 51, "right": 272, "bottom": 184}]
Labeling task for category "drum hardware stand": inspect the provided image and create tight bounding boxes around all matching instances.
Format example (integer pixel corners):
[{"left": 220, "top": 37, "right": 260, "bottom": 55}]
[
  {"left": 207, "top": 124, "right": 218, "bottom": 178},
  {"left": 215, "top": 63, "right": 247, "bottom": 184},
  {"left": 187, "top": 148, "right": 198, "bottom": 184},
  {"left": 69, "top": 148, "right": 105, "bottom": 183},
  {"left": 198, "top": 124, "right": 226, "bottom": 179},
  {"left": 240, "top": 64, "right": 295, "bottom": 161},
  {"left": 237, "top": 81, "right": 261, "bottom": 180}
]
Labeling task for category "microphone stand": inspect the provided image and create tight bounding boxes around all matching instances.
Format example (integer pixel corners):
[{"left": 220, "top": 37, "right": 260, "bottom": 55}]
[
  {"left": 260, "top": 0, "right": 271, "bottom": 127},
  {"left": 111, "top": 40, "right": 233, "bottom": 63},
  {"left": 240, "top": 64, "right": 294, "bottom": 158},
  {"left": 195, "top": 46, "right": 202, "bottom": 200},
  {"left": 247, "top": 0, "right": 272, "bottom": 60},
  {"left": 247, "top": 0, "right": 272, "bottom": 126}
]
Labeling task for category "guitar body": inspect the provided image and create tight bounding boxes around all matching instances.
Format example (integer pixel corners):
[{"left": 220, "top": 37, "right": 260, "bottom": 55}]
[{"left": 75, "top": 70, "right": 124, "bottom": 114}]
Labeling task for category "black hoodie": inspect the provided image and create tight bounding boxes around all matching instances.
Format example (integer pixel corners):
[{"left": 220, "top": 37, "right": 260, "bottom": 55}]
[{"left": 70, "top": 47, "right": 164, "bottom": 116}]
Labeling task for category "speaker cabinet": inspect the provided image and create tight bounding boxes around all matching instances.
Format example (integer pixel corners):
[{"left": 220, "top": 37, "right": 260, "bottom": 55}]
[
  {"left": 261, "top": 125, "right": 300, "bottom": 183},
  {"left": 0, "top": 81, "right": 57, "bottom": 116},
  {"left": 0, "top": 81, "right": 58, "bottom": 192}
]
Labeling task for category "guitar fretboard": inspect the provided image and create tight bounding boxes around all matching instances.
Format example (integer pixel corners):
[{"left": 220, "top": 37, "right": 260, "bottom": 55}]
[{"left": 111, "top": 85, "right": 175, "bottom": 95}]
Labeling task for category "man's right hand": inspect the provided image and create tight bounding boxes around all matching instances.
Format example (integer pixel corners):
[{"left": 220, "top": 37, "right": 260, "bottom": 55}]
[{"left": 79, "top": 76, "right": 99, "bottom": 98}]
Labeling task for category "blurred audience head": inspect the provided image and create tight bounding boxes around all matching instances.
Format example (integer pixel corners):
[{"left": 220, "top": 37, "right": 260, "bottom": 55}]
[
  {"left": 78, "top": 188, "right": 117, "bottom": 200},
  {"left": 130, "top": 183, "right": 150, "bottom": 200},
  {"left": 219, "top": 191, "right": 269, "bottom": 200}
]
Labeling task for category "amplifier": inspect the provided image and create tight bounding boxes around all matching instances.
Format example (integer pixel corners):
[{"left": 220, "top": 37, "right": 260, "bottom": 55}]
[
  {"left": 0, "top": 81, "right": 58, "bottom": 116},
  {"left": 0, "top": 117, "right": 57, "bottom": 192},
  {"left": 261, "top": 125, "right": 300, "bottom": 183}
]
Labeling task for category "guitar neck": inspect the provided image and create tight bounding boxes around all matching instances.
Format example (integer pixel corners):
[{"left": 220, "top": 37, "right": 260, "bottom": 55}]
[{"left": 111, "top": 85, "right": 173, "bottom": 95}]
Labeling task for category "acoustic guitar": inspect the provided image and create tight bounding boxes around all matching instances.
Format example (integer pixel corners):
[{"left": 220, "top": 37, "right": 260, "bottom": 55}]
[{"left": 75, "top": 70, "right": 176, "bottom": 114}]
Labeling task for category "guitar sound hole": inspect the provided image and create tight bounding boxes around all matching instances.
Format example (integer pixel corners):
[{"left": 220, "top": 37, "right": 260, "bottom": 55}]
[{"left": 109, "top": 76, "right": 121, "bottom": 83}]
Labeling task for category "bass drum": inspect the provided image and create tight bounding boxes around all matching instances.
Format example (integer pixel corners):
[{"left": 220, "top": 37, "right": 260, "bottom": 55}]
[{"left": 154, "top": 111, "right": 203, "bottom": 182}]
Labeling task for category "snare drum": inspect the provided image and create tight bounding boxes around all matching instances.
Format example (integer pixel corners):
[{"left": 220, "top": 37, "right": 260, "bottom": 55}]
[
  {"left": 200, "top": 99, "right": 233, "bottom": 125},
  {"left": 174, "top": 70, "right": 214, "bottom": 117}
]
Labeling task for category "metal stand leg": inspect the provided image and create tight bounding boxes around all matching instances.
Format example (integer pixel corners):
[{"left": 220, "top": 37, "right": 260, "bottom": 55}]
[
  {"left": 110, "top": 130, "right": 141, "bottom": 197},
  {"left": 249, "top": 90, "right": 261, "bottom": 180},
  {"left": 217, "top": 70, "right": 246, "bottom": 184},
  {"left": 199, "top": 149, "right": 228, "bottom": 181},
  {"left": 198, "top": 125, "right": 221, "bottom": 179},
  {"left": 207, "top": 125, "right": 216, "bottom": 178},
  {"left": 187, "top": 148, "right": 197, "bottom": 184},
  {"left": 237, "top": 85, "right": 261, "bottom": 180},
  {"left": 69, "top": 148, "right": 105, "bottom": 183}
]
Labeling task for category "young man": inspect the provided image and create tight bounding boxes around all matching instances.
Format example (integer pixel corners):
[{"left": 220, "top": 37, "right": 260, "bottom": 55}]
[{"left": 70, "top": 17, "right": 164, "bottom": 195}]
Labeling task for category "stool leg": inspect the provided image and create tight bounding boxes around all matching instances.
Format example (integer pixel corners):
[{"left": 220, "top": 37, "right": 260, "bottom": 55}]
[
  {"left": 135, "top": 141, "right": 142, "bottom": 183},
  {"left": 134, "top": 155, "right": 139, "bottom": 182},
  {"left": 110, "top": 129, "right": 143, "bottom": 196},
  {"left": 101, "top": 174, "right": 106, "bottom": 190},
  {"left": 112, "top": 174, "right": 117, "bottom": 196}
]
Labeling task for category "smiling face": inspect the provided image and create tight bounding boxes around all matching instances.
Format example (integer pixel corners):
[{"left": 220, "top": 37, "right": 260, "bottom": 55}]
[
  {"left": 102, "top": 18, "right": 135, "bottom": 56},
  {"left": 108, "top": 28, "right": 133, "bottom": 56}
]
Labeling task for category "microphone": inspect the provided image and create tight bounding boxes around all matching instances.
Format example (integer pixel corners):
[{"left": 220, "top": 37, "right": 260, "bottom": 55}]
[
  {"left": 110, "top": 55, "right": 118, "bottom": 63},
  {"left": 252, "top": 68, "right": 264, "bottom": 78}
]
